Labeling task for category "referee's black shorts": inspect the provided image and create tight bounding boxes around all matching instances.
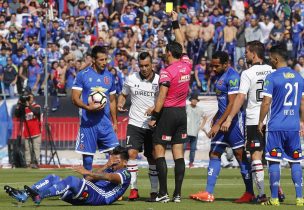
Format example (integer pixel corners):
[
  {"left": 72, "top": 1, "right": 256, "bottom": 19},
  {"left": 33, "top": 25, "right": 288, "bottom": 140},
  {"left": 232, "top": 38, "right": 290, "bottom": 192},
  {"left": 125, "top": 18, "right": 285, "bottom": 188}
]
[
  {"left": 126, "top": 124, "right": 153, "bottom": 158},
  {"left": 245, "top": 125, "right": 265, "bottom": 152},
  {"left": 153, "top": 107, "right": 188, "bottom": 145}
]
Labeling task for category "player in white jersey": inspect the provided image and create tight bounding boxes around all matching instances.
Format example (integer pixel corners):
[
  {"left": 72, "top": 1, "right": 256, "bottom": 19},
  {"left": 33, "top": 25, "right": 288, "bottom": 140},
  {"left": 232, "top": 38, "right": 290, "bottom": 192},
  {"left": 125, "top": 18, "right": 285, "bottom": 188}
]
[
  {"left": 117, "top": 52, "right": 159, "bottom": 202},
  {"left": 221, "top": 41, "right": 279, "bottom": 202}
]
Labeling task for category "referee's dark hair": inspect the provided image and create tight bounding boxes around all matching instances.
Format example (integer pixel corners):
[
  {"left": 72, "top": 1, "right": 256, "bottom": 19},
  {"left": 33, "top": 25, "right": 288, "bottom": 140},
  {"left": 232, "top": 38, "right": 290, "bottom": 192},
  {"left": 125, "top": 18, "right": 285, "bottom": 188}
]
[
  {"left": 138, "top": 51, "right": 152, "bottom": 63},
  {"left": 269, "top": 44, "right": 288, "bottom": 61},
  {"left": 111, "top": 146, "right": 129, "bottom": 161},
  {"left": 247, "top": 40, "right": 265, "bottom": 60},
  {"left": 166, "top": 40, "right": 183, "bottom": 59},
  {"left": 91, "top": 45, "right": 108, "bottom": 58},
  {"left": 212, "top": 51, "right": 229, "bottom": 64}
]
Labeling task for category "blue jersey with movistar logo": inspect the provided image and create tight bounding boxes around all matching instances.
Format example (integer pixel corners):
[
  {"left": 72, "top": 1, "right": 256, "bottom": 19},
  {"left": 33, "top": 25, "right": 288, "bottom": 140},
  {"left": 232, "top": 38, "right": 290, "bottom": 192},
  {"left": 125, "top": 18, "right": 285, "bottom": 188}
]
[
  {"left": 215, "top": 67, "right": 240, "bottom": 116},
  {"left": 72, "top": 67, "right": 116, "bottom": 126},
  {"left": 263, "top": 67, "right": 304, "bottom": 131}
]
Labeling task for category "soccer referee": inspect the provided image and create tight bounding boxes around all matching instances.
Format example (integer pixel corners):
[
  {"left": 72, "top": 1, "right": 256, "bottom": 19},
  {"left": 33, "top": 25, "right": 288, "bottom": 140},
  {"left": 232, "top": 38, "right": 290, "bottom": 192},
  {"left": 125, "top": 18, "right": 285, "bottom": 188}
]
[{"left": 148, "top": 11, "right": 192, "bottom": 203}]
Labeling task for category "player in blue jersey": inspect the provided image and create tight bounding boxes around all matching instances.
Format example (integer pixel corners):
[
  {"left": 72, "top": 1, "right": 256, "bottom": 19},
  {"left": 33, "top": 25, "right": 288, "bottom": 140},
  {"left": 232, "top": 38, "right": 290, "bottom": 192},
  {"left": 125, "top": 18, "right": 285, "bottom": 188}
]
[
  {"left": 190, "top": 51, "right": 254, "bottom": 203},
  {"left": 4, "top": 146, "right": 130, "bottom": 206},
  {"left": 258, "top": 44, "right": 304, "bottom": 206},
  {"left": 72, "top": 46, "right": 119, "bottom": 171}
]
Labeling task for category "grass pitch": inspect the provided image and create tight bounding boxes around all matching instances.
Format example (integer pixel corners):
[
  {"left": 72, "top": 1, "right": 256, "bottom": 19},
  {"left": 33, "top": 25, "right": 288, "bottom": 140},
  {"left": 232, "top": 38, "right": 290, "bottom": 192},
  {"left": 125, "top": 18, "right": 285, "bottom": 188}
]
[{"left": 0, "top": 167, "right": 299, "bottom": 210}]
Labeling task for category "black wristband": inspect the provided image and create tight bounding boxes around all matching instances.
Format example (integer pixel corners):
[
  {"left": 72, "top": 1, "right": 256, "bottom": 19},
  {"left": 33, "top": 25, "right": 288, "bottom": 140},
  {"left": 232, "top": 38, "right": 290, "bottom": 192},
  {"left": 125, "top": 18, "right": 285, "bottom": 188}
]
[
  {"left": 151, "top": 111, "right": 159, "bottom": 121},
  {"left": 172, "top": 20, "right": 180, "bottom": 29}
]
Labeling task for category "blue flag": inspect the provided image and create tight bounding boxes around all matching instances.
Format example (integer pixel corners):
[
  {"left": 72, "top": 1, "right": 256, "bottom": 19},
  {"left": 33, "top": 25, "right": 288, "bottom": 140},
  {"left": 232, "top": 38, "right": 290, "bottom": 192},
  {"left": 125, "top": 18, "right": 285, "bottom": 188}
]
[{"left": 0, "top": 101, "right": 13, "bottom": 148}]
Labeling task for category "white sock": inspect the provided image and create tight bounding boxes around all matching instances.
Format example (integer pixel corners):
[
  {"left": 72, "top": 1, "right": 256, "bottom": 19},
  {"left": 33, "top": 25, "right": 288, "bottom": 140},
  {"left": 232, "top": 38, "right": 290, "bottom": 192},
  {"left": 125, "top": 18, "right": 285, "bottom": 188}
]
[
  {"left": 251, "top": 160, "right": 265, "bottom": 196},
  {"left": 127, "top": 159, "right": 138, "bottom": 189},
  {"left": 148, "top": 164, "right": 158, "bottom": 193}
]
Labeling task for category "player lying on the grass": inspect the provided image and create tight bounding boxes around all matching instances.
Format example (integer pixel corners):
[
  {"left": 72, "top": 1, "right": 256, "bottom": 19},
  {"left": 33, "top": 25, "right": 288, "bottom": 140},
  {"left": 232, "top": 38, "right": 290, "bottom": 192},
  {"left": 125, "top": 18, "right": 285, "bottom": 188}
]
[{"left": 4, "top": 146, "right": 130, "bottom": 206}]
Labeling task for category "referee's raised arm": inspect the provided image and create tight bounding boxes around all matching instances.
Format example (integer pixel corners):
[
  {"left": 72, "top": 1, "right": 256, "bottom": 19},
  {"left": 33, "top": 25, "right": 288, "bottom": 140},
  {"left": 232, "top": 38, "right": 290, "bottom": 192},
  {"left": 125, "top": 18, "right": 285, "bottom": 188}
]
[{"left": 171, "top": 11, "right": 186, "bottom": 54}]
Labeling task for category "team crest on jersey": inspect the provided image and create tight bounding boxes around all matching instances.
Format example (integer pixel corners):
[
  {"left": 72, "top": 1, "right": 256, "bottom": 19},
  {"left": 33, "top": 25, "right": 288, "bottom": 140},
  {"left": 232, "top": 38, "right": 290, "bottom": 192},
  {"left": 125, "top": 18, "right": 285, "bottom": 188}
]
[
  {"left": 104, "top": 76, "right": 110, "bottom": 85},
  {"left": 91, "top": 86, "right": 107, "bottom": 93},
  {"left": 152, "top": 84, "right": 158, "bottom": 91},
  {"left": 293, "top": 150, "right": 302, "bottom": 159},
  {"left": 217, "top": 80, "right": 223, "bottom": 86},
  {"left": 270, "top": 148, "right": 282, "bottom": 157}
]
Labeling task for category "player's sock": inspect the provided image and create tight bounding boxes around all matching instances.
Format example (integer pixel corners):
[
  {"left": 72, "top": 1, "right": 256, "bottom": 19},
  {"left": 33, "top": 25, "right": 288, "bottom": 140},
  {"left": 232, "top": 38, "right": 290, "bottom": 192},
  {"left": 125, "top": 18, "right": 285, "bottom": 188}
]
[
  {"left": 291, "top": 162, "right": 303, "bottom": 198},
  {"left": 148, "top": 164, "right": 158, "bottom": 193},
  {"left": 173, "top": 158, "right": 185, "bottom": 196},
  {"left": 268, "top": 162, "right": 280, "bottom": 198},
  {"left": 238, "top": 159, "right": 254, "bottom": 194},
  {"left": 156, "top": 157, "right": 168, "bottom": 196},
  {"left": 40, "top": 176, "right": 82, "bottom": 199},
  {"left": 31, "top": 174, "right": 61, "bottom": 193},
  {"left": 206, "top": 157, "right": 221, "bottom": 194},
  {"left": 83, "top": 155, "right": 93, "bottom": 171},
  {"left": 251, "top": 160, "right": 264, "bottom": 196},
  {"left": 127, "top": 159, "right": 138, "bottom": 189}
]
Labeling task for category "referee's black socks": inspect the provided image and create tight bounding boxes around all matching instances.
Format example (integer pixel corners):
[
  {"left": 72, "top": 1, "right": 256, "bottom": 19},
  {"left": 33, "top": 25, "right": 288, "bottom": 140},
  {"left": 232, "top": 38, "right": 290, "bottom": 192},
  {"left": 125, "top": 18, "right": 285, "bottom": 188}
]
[
  {"left": 155, "top": 157, "right": 168, "bottom": 196},
  {"left": 174, "top": 158, "right": 185, "bottom": 196}
]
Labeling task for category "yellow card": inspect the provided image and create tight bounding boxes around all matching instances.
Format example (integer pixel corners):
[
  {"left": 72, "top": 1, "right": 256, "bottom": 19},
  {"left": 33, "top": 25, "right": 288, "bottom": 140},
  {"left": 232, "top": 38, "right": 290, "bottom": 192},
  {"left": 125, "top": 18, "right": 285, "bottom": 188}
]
[{"left": 166, "top": 2, "right": 173, "bottom": 13}]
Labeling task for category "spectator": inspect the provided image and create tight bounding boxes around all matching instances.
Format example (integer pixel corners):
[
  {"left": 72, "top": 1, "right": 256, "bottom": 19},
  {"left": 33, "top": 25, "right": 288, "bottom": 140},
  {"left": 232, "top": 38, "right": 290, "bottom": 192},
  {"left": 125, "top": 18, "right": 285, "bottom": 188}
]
[
  {"left": 0, "top": 47, "right": 7, "bottom": 67},
  {"left": 65, "top": 60, "right": 77, "bottom": 94},
  {"left": 28, "top": 57, "right": 42, "bottom": 95},
  {"left": 232, "top": 0, "right": 245, "bottom": 20},
  {"left": 2, "top": 57, "right": 18, "bottom": 97},
  {"left": 194, "top": 56, "right": 208, "bottom": 93},
  {"left": 295, "top": 55, "right": 304, "bottom": 77},
  {"left": 109, "top": 66, "right": 123, "bottom": 95},
  {"left": 12, "top": 47, "right": 27, "bottom": 67},
  {"left": 70, "top": 42, "right": 83, "bottom": 60},
  {"left": 245, "top": 15, "right": 263, "bottom": 43},
  {"left": 18, "top": 59, "right": 29, "bottom": 92},
  {"left": 268, "top": 18, "right": 285, "bottom": 47},
  {"left": 121, "top": 4, "right": 137, "bottom": 27},
  {"left": 200, "top": 18, "right": 215, "bottom": 61},
  {"left": 185, "top": 93, "right": 206, "bottom": 168},
  {"left": 292, "top": 13, "right": 304, "bottom": 57},
  {"left": 259, "top": 15, "right": 274, "bottom": 44},
  {"left": 235, "top": 57, "right": 247, "bottom": 74},
  {"left": 223, "top": 17, "right": 237, "bottom": 63}
]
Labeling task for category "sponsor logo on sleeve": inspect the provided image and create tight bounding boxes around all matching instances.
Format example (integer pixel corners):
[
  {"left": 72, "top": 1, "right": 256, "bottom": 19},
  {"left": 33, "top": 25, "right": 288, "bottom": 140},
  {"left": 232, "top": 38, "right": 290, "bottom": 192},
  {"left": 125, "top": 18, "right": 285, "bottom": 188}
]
[{"left": 229, "top": 79, "right": 239, "bottom": 87}]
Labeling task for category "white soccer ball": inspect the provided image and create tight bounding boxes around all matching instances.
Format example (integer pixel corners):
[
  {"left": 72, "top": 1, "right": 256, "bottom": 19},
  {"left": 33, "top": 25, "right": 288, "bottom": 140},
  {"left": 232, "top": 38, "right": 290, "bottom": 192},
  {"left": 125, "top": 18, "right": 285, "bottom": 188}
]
[{"left": 88, "top": 91, "right": 107, "bottom": 106}]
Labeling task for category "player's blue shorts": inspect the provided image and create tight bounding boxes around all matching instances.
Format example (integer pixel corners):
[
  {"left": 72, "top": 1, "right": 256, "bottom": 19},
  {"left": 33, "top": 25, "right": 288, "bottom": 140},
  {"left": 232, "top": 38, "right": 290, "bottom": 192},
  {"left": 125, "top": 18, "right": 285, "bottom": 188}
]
[
  {"left": 61, "top": 179, "right": 116, "bottom": 205},
  {"left": 75, "top": 122, "right": 119, "bottom": 155},
  {"left": 265, "top": 131, "right": 303, "bottom": 163},
  {"left": 210, "top": 115, "right": 245, "bottom": 155}
]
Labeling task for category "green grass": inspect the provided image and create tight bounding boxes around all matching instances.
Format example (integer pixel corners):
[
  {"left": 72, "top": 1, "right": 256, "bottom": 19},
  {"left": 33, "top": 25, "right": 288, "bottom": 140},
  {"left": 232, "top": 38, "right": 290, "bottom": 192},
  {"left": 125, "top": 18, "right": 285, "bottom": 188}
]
[{"left": 0, "top": 168, "right": 300, "bottom": 209}]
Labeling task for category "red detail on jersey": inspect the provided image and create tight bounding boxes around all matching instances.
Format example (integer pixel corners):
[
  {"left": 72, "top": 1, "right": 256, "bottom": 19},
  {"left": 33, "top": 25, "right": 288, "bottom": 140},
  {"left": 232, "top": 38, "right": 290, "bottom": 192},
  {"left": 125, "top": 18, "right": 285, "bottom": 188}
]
[
  {"left": 104, "top": 76, "right": 110, "bottom": 85},
  {"left": 293, "top": 151, "right": 300, "bottom": 159}
]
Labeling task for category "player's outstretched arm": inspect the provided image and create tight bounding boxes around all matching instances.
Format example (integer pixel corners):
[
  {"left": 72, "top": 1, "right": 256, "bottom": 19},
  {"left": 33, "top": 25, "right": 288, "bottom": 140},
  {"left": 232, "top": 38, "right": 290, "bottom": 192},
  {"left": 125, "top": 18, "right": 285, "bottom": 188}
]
[
  {"left": 258, "top": 96, "right": 272, "bottom": 136},
  {"left": 221, "top": 93, "right": 246, "bottom": 132}
]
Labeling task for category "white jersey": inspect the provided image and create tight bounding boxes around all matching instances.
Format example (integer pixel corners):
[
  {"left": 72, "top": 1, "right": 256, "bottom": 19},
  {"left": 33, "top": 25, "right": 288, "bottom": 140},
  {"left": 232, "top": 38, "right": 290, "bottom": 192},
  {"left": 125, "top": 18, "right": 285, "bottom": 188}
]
[
  {"left": 122, "top": 72, "right": 159, "bottom": 129},
  {"left": 239, "top": 64, "right": 274, "bottom": 125}
]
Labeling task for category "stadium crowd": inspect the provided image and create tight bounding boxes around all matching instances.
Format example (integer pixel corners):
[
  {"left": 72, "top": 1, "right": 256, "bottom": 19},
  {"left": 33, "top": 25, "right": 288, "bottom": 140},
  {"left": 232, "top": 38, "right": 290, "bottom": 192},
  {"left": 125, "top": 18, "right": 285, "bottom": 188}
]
[{"left": 0, "top": 0, "right": 303, "bottom": 106}]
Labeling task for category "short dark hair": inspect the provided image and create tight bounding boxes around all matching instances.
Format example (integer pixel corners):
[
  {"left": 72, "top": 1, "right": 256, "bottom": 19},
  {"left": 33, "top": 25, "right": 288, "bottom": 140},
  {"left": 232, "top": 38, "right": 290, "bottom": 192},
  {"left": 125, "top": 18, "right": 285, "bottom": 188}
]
[
  {"left": 91, "top": 46, "right": 107, "bottom": 58},
  {"left": 269, "top": 44, "right": 287, "bottom": 61},
  {"left": 247, "top": 41, "right": 265, "bottom": 60},
  {"left": 212, "top": 51, "right": 229, "bottom": 64},
  {"left": 138, "top": 51, "right": 152, "bottom": 63},
  {"left": 166, "top": 41, "right": 183, "bottom": 59},
  {"left": 111, "top": 146, "right": 129, "bottom": 161}
]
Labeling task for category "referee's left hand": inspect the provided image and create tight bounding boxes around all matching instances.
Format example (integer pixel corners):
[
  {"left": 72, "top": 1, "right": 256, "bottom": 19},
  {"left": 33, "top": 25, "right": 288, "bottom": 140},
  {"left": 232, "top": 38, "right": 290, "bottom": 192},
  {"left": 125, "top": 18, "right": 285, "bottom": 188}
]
[{"left": 148, "top": 120, "right": 156, "bottom": 128}]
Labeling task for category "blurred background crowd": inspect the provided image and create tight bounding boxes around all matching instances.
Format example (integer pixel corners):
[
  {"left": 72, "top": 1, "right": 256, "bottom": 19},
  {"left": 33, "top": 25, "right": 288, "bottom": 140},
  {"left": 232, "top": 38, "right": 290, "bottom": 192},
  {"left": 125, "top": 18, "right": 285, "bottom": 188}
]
[{"left": 0, "top": 0, "right": 303, "bottom": 111}]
